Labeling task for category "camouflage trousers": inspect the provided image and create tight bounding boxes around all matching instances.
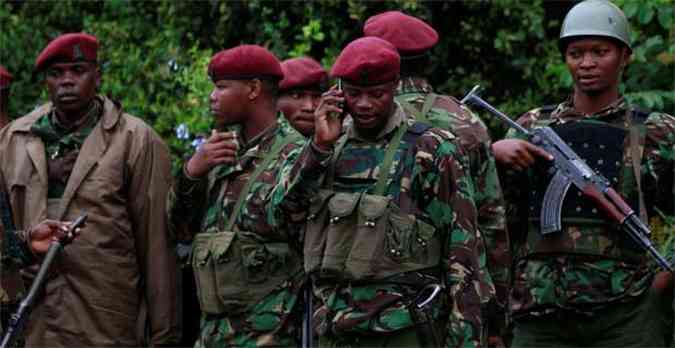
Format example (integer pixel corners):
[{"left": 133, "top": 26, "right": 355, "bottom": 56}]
[
  {"left": 318, "top": 327, "right": 419, "bottom": 348},
  {"left": 512, "top": 287, "right": 672, "bottom": 348}
]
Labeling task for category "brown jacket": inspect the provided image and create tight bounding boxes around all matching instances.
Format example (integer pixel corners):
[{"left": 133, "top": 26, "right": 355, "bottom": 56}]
[{"left": 0, "top": 96, "right": 179, "bottom": 347}]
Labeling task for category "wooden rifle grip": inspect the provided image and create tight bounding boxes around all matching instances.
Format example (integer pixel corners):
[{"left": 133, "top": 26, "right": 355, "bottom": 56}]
[{"left": 581, "top": 185, "right": 626, "bottom": 223}]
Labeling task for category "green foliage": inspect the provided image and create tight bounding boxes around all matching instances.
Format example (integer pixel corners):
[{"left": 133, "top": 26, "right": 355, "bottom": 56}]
[{"left": 1, "top": 0, "right": 672, "bottom": 160}]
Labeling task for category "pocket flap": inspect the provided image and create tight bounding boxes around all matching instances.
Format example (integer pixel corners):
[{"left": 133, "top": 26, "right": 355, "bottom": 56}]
[
  {"left": 328, "top": 192, "right": 361, "bottom": 218},
  {"left": 359, "top": 194, "right": 391, "bottom": 221},
  {"left": 210, "top": 231, "right": 236, "bottom": 260},
  {"left": 309, "top": 189, "right": 335, "bottom": 217},
  {"left": 192, "top": 234, "right": 212, "bottom": 264}
]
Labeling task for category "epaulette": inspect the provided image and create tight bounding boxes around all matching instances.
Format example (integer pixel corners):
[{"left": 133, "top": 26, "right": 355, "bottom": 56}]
[
  {"left": 538, "top": 105, "right": 557, "bottom": 117},
  {"left": 631, "top": 107, "right": 651, "bottom": 124}
]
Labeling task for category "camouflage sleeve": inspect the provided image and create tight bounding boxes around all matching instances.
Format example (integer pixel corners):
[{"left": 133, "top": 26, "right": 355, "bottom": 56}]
[
  {"left": 459, "top": 114, "right": 510, "bottom": 338},
  {"left": 1, "top": 224, "right": 34, "bottom": 270},
  {"left": 167, "top": 165, "right": 210, "bottom": 243},
  {"left": 643, "top": 112, "right": 675, "bottom": 217},
  {"left": 415, "top": 130, "right": 484, "bottom": 348},
  {"left": 265, "top": 141, "right": 333, "bottom": 230}
]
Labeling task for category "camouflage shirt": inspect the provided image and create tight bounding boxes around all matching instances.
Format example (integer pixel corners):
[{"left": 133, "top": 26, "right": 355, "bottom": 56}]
[
  {"left": 167, "top": 121, "right": 307, "bottom": 347},
  {"left": 30, "top": 99, "right": 102, "bottom": 199},
  {"left": 397, "top": 77, "right": 510, "bottom": 334},
  {"left": 503, "top": 97, "right": 675, "bottom": 318},
  {"left": 269, "top": 104, "right": 486, "bottom": 348}
]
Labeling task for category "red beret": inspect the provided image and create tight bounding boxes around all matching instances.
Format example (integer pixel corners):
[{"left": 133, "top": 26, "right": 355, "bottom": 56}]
[
  {"left": 208, "top": 45, "right": 283, "bottom": 82},
  {"left": 0, "top": 65, "right": 12, "bottom": 90},
  {"left": 363, "top": 11, "right": 439, "bottom": 56},
  {"left": 330, "top": 37, "right": 400, "bottom": 86},
  {"left": 35, "top": 33, "right": 99, "bottom": 72},
  {"left": 279, "top": 57, "right": 327, "bottom": 92}
]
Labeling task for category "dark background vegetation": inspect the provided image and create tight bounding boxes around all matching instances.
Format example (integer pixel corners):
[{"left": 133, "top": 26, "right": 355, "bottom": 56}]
[{"left": 1, "top": 0, "right": 672, "bottom": 250}]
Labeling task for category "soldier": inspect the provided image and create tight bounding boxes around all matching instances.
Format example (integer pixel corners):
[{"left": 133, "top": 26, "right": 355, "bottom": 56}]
[
  {"left": 277, "top": 57, "right": 327, "bottom": 137},
  {"left": 0, "top": 65, "right": 11, "bottom": 129},
  {"left": 363, "top": 11, "right": 510, "bottom": 346},
  {"left": 267, "top": 36, "right": 485, "bottom": 347},
  {"left": 167, "top": 44, "right": 307, "bottom": 347},
  {"left": 491, "top": 1, "right": 675, "bottom": 347},
  {"left": 0, "top": 33, "right": 179, "bottom": 347}
]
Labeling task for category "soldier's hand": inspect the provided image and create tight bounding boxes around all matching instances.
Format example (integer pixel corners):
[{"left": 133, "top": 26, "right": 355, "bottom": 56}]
[
  {"left": 492, "top": 139, "right": 553, "bottom": 171},
  {"left": 651, "top": 271, "right": 673, "bottom": 295},
  {"left": 313, "top": 85, "right": 345, "bottom": 151},
  {"left": 28, "top": 220, "right": 81, "bottom": 254},
  {"left": 186, "top": 130, "right": 239, "bottom": 177}
]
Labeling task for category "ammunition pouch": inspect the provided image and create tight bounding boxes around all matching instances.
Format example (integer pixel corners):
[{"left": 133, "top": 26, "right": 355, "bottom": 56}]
[
  {"left": 192, "top": 229, "right": 302, "bottom": 315},
  {"left": 304, "top": 190, "right": 441, "bottom": 281}
]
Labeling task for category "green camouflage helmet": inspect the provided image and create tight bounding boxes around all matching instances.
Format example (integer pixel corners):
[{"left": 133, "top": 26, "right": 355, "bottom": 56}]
[{"left": 559, "top": 0, "right": 631, "bottom": 51}]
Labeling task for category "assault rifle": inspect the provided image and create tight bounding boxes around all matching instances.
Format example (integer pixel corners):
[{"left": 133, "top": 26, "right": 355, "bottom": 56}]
[
  {"left": 0, "top": 214, "right": 87, "bottom": 348},
  {"left": 461, "top": 85, "right": 673, "bottom": 273}
]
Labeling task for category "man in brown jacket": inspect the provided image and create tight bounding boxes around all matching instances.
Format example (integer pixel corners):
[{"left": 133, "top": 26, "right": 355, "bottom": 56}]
[{"left": 0, "top": 32, "right": 179, "bottom": 347}]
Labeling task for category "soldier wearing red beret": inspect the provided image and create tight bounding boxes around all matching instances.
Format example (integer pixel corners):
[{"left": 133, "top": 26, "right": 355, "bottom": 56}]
[
  {"left": 365, "top": 12, "right": 511, "bottom": 347},
  {"left": 265, "top": 36, "right": 486, "bottom": 347},
  {"left": 277, "top": 57, "right": 327, "bottom": 137},
  {"left": 168, "top": 44, "right": 307, "bottom": 347},
  {"left": 0, "top": 32, "right": 179, "bottom": 347},
  {"left": 0, "top": 65, "right": 12, "bottom": 129}
]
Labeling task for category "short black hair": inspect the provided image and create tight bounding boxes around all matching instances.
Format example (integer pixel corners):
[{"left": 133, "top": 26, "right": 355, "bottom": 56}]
[{"left": 399, "top": 54, "right": 432, "bottom": 78}]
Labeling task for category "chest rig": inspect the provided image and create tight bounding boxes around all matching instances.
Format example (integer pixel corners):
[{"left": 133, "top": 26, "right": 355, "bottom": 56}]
[
  {"left": 526, "top": 107, "right": 650, "bottom": 258},
  {"left": 303, "top": 121, "right": 443, "bottom": 284},
  {"left": 191, "top": 134, "right": 302, "bottom": 315}
]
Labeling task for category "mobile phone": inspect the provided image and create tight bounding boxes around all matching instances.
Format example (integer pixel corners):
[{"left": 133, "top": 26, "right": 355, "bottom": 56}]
[{"left": 330, "top": 79, "right": 343, "bottom": 119}]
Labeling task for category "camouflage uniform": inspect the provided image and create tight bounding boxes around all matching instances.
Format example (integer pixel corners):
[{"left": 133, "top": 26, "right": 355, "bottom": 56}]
[
  {"left": 503, "top": 97, "right": 675, "bottom": 347},
  {"left": 396, "top": 76, "right": 510, "bottom": 338},
  {"left": 269, "top": 104, "right": 486, "bottom": 347},
  {"left": 168, "top": 121, "right": 307, "bottom": 347}
]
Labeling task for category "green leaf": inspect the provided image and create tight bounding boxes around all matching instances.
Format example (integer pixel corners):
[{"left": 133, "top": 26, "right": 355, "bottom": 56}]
[
  {"left": 657, "top": 6, "right": 673, "bottom": 29},
  {"left": 623, "top": 1, "right": 639, "bottom": 18},
  {"left": 637, "top": 4, "right": 655, "bottom": 24}
]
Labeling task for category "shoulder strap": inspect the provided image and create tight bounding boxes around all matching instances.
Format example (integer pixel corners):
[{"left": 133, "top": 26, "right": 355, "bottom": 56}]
[
  {"left": 627, "top": 107, "right": 650, "bottom": 223},
  {"left": 374, "top": 121, "right": 410, "bottom": 196},
  {"left": 225, "top": 133, "right": 300, "bottom": 231}
]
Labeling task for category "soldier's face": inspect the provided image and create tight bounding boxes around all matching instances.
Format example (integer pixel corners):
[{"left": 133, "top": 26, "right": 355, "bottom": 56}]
[
  {"left": 278, "top": 88, "right": 322, "bottom": 137},
  {"left": 209, "top": 79, "right": 249, "bottom": 129},
  {"left": 45, "top": 62, "right": 100, "bottom": 117},
  {"left": 565, "top": 38, "right": 630, "bottom": 96},
  {"left": 343, "top": 81, "right": 397, "bottom": 137}
]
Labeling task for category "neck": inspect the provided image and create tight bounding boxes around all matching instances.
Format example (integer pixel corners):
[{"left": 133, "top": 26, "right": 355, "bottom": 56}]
[
  {"left": 572, "top": 87, "right": 620, "bottom": 115},
  {"left": 55, "top": 100, "right": 94, "bottom": 129},
  {"left": 241, "top": 106, "right": 277, "bottom": 143}
]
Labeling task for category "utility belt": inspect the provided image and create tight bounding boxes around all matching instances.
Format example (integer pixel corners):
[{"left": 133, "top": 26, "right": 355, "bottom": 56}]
[
  {"left": 304, "top": 190, "right": 442, "bottom": 282},
  {"left": 192, "top": 229, "right": 302, "bottom": 315}
]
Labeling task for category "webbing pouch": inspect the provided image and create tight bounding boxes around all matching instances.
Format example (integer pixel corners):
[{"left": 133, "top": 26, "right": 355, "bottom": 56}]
[{"left": 320, "top": 192, "right": 361, "bottom": 276}]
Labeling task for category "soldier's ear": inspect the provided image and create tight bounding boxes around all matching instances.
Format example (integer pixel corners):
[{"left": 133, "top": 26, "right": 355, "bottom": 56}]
[{"left": 247, "top": 79, "right": 262, "bottom": 101}]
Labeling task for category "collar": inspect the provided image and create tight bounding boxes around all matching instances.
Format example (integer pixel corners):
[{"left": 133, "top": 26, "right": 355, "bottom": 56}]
[
  {"left": 552, "top": 96, "right": 628, "bottom": 123},
  {"left": 14, "top": 95, "right": 120, "bottom": 133},
  {"left": 347, "top": 102, "right": 406, "bottom": 141}
]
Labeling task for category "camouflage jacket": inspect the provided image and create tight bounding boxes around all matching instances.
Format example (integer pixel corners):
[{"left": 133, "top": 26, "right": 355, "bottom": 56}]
[
  {"left": 168, "top": 122, "right": 307, "bottom": 347},
  {"left": 269, "top": 104, "right": 486, "bottom": 348},
  {"left": 503, "top": 97, "right": 675, "bottom": 318},
  {"left": 397, "top": 77, "right": 510, "bottom": 334}
]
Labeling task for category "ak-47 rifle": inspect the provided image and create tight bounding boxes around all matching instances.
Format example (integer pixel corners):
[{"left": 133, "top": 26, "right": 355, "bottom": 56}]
[
  {"left": 461, "top": 85, "right": 673, "bottom": 273},
  {"left": 0, "top": 214, "right": 87, "bottom": 348}
]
